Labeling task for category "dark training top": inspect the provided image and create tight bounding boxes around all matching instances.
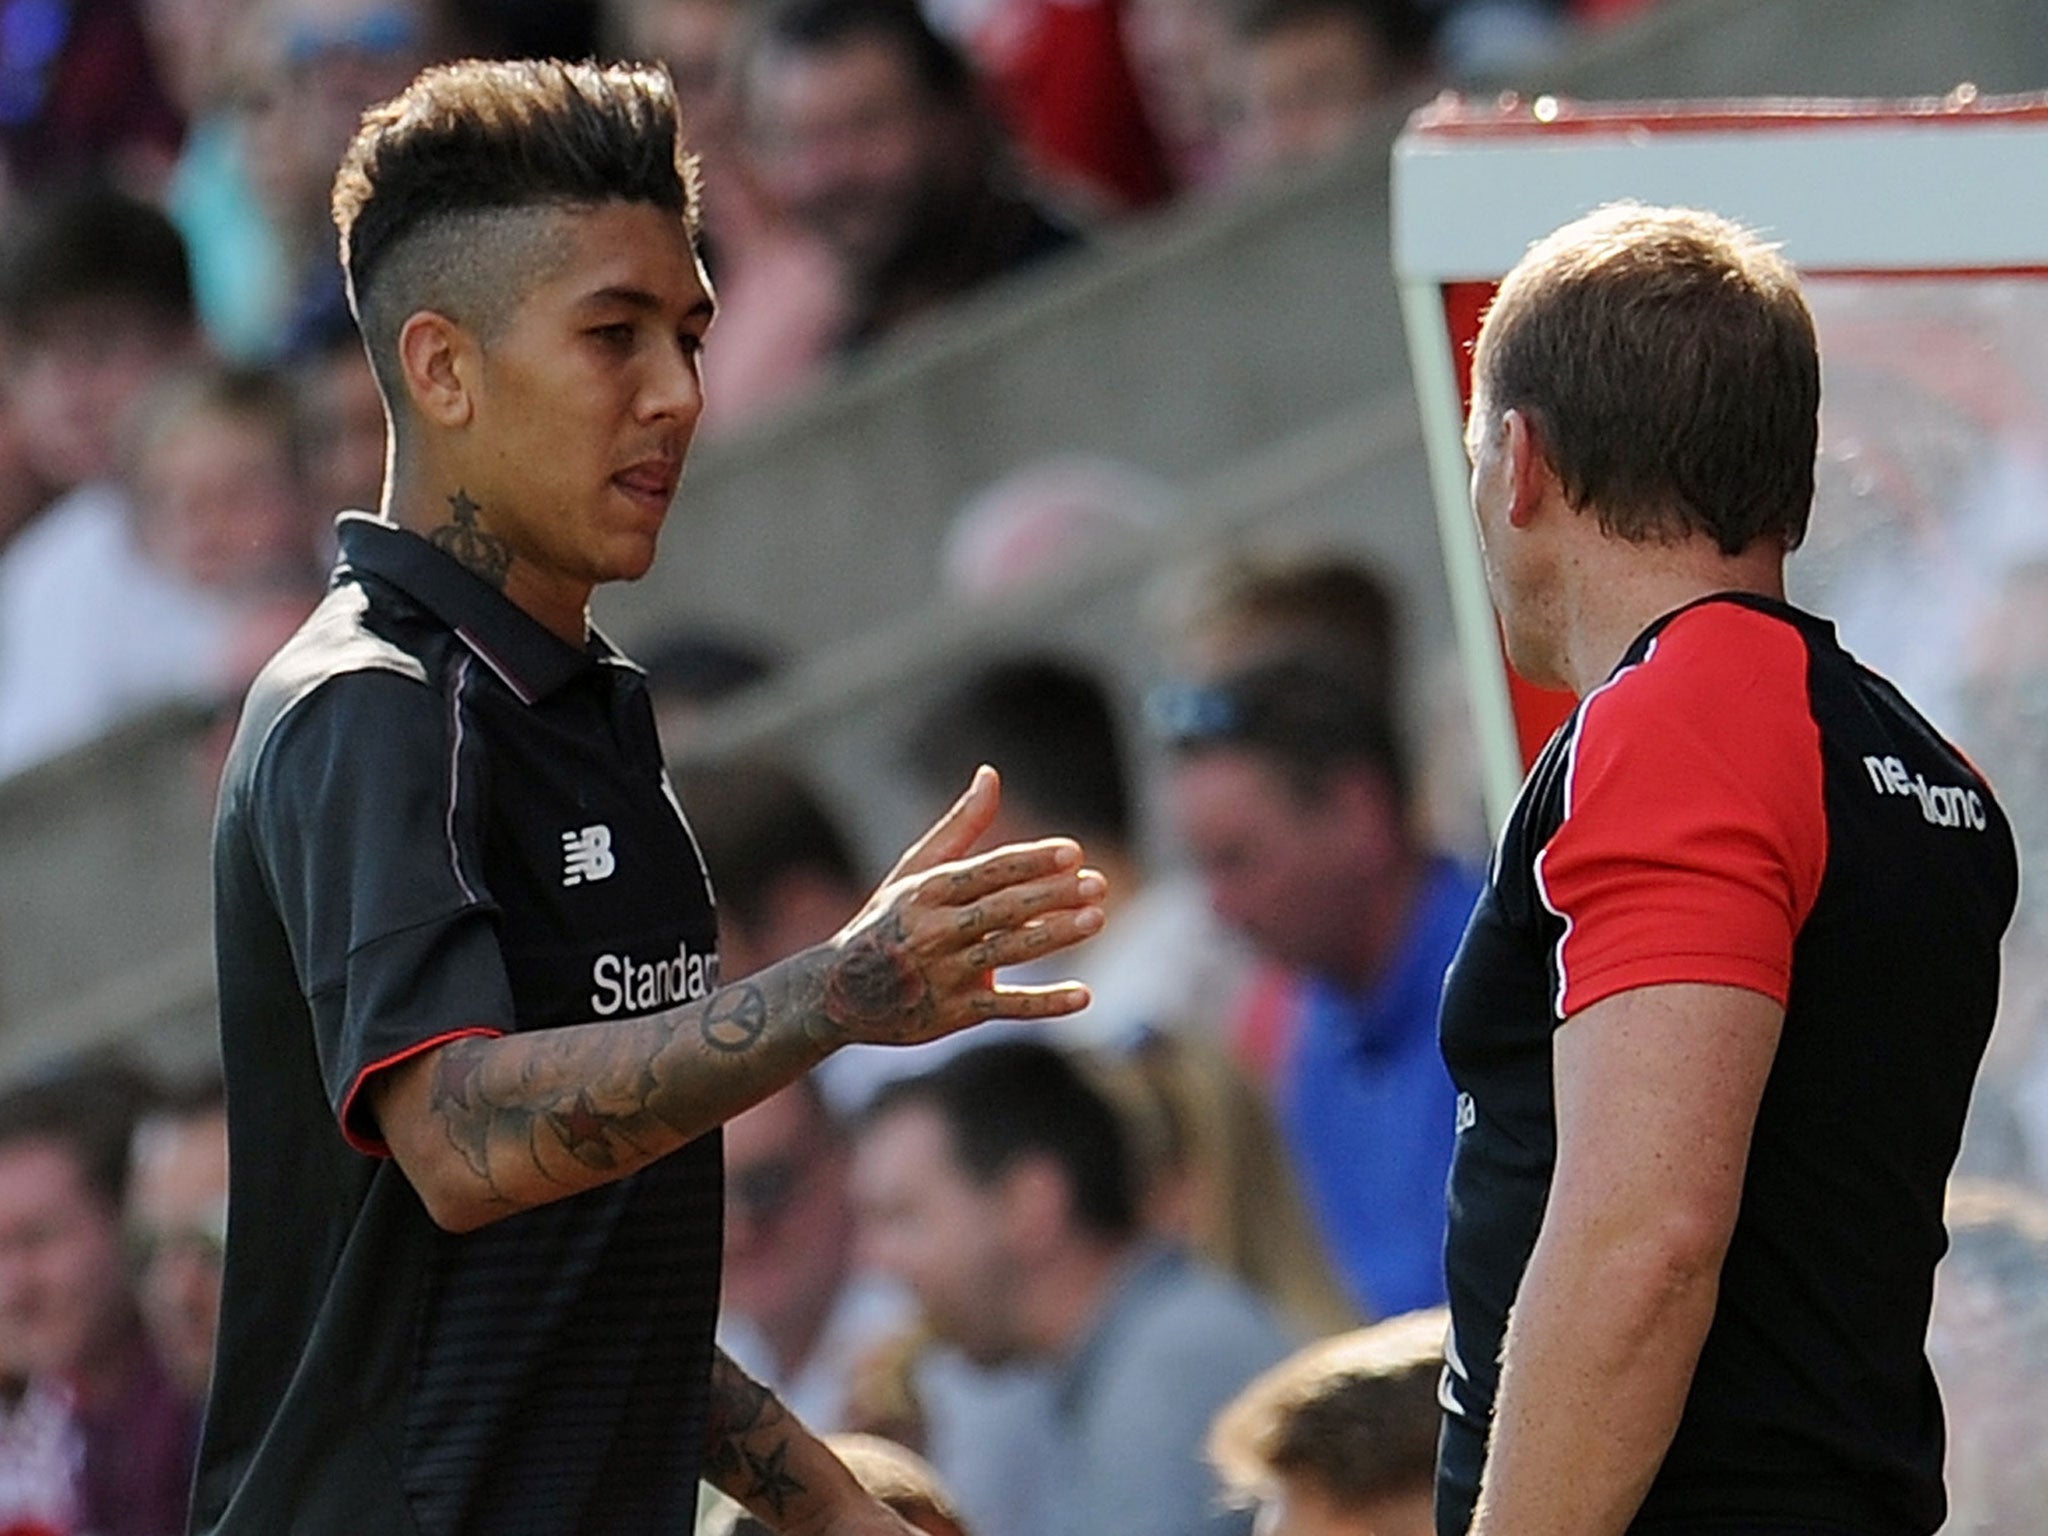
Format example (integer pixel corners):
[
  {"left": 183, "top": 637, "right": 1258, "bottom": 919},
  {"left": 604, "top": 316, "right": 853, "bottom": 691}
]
[
  {"left": 1437, "top": 595, "right": 2019, "bottom": 1536},
  {"left": 198, "top": 515, "right": 725, "bottom": 1536}
]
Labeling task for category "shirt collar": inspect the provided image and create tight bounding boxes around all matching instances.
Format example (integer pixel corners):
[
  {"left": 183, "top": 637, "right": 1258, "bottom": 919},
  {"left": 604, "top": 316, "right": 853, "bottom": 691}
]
[{"left": 333, "top": 512, "right": 624, "bottom": 703}]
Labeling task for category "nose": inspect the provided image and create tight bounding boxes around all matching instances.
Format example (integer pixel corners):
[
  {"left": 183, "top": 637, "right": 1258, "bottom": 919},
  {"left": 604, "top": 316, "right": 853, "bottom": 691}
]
[{"left": 641, "top": 334, "right": 706, "bottom": 429}]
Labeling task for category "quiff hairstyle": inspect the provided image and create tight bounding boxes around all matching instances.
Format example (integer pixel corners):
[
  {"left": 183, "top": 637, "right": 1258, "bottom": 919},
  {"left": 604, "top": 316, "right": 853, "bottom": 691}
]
[
  {"left": 331, "top": 58, "right": 701, "bottom": 401},
  {"left": 1471, "top": 202, "right": 1819, "bottom": 556},
  {"left": 1208, "top": 1305, "right": 1447, "bottom": 1509}
]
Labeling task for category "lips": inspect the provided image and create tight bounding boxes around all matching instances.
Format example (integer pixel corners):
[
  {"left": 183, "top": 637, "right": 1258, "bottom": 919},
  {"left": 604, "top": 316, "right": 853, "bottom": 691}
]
[{"left": 612, "top": 458, "right": 681, "bottom": 512}]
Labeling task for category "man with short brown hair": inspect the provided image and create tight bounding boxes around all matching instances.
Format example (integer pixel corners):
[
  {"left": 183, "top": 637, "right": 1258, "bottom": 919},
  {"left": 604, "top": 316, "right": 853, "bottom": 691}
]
[
  {"left": 1440, "top": 202, "right": 2018, "bottom": 1534},
  {"left": 1208, "top": 1306, "right": 1445, "bottom": 1536}
]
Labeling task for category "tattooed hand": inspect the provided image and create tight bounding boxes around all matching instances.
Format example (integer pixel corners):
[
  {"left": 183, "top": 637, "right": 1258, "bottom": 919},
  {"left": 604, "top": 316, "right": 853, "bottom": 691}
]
[{"left": 811, "top": 767, "right": 1105, "bottom": 1049}]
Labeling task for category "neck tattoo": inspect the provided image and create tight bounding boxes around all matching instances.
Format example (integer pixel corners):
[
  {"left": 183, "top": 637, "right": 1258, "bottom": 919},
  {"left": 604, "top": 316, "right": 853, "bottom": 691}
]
[{"left": 429, "top": 488, "right": 513, "bottom": 589}]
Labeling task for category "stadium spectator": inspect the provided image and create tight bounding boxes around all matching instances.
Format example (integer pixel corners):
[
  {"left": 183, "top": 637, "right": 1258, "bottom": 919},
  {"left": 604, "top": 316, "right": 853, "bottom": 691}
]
[
  {"left": 639, "top": 629, "right": 782, "bottom": 755},
  {"left": 1155, "top": 657, "right": 1474, "bottom": 1318},
  {"left": 678, "top": 755, "right": 1067, "bottom": 1536},
  {"left": 1094, "top": 1028, "right": 1357, "bottom": 1340},
  {"left": 1207, "top": 1306, "right": 1445, "bottom": 1536},
  {"left": 142, "top": 0, "right": 292, "bottom": 359},
  {"left": 937, "top": 453, "right": 1178, "bottom": 601},
  {"left": 610, "top": 0, "right": 850, "bottom": 433},
  {"left": 718, "top": 1077, "right": 916, "bottom": 1430},
  {"left": 128, "top": 364, "right": 323, "bottom": 604},
  {"left": 740, "top": 0, "right": 1080, "bottom": 352},
  {"left": 1417, "top": 0, "right": 1565, "bottom": 76},
  {"left": 0, "top": 0, "right": 181, "bottom": 194},
  {"left": 0, "top": 186, "right": 237, "bottom": 781},
  {"left": 1221, "top": 0, "right": 1433, "bottom": 178},
  {"left": 851, "top": 1039, "right": 1293, "bottom": 1536},
  {"left": 0, "top": 1061, "right": 198, "bottom": 1536},
  {"left": 1151, "top": 544, "right": 1400, "bottom": 716},
  {"left": 904, "top": 652, "right": 1252, "bottom": 1056},
  {"left": 1119, "top": 0, "right": 1234, "bottom": 190},
  {"left": 919, "top": 0, "right": 1172, "bottom": 215},
  {"left": 126, "top": 1076, "right": 229, "bottom": 1404},
  {"left": 674, "top": 757, "right": 866, "bottom": 984},
  {"left": 234, "top": 0, "right": 436, "bottom": 359}
]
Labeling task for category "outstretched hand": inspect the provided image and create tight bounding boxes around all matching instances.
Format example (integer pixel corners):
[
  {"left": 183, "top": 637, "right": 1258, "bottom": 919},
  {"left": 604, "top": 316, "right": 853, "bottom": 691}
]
[{"left": 814, "top": 766, "right": 1105, "bottom": 1049}]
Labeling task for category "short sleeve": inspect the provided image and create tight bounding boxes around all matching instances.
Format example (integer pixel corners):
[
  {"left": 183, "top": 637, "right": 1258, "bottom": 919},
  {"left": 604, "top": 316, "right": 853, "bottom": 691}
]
[
  {"left": 250, "top": 666, "right": 511, "bottom": 1153},
  {"left": 1535, "top": 603, "right": 1829, "bottom": 1021}
]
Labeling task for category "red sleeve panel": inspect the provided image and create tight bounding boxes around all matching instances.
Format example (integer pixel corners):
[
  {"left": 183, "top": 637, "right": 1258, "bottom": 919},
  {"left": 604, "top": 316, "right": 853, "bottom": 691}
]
[{"left": 1534, "top": 602, "right": 1829, "bottom": 1020}]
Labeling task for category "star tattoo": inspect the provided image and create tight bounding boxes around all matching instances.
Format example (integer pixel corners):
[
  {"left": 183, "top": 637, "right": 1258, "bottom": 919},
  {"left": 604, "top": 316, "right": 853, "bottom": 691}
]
[{"left": 742, "top": 1439, "right": 804, "bottom": 1520}]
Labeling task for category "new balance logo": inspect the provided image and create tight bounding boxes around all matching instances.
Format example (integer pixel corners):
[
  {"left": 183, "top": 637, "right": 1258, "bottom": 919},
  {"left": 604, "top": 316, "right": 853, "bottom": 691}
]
[
  {"left": 1862, "top": 755, "right": 1988, "bottom": 831},
  {"left": 562, "top": 825, "right": 616, "bottom": 885}
]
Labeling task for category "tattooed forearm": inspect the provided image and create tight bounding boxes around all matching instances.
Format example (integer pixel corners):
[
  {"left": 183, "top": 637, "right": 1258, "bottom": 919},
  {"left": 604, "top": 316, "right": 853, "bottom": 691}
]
[
  {"left": 428, "top": 488, "right": 513, "bottom": 589},
  {"left": 410, "top": 957, "right": 837, "bottom": 1218},
  {"left": 704, "top": 1352, "right": 806, "bottom": 1521},
  {"left": 427, "top": 1041, "right": 551, "bottom": 1209},
  {"left": 701, "top": 983, "right": 769, "bottom": 1053}
]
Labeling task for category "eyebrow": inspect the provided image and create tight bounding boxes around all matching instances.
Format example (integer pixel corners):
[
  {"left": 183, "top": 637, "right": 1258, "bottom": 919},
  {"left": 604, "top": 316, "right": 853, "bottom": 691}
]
[{"left": 578, "top": 285, "right": 716, "bottom": 323}]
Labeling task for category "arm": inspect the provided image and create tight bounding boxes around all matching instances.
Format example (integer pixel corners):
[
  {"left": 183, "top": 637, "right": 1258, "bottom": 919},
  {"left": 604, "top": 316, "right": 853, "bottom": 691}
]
[
  {"left": 1469, "top": 981, "right": 1783, "bottom": 1536},
  {"left": 702, "top": 1349, "right": 917, "bottom": 1536},
  {"left": 371, "top": 768, "right": 1105, "bottom": 1231}
]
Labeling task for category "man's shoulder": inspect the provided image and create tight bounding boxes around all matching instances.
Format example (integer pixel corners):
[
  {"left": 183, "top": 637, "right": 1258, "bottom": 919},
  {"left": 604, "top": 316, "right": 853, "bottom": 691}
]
[
  {"left": 221, "top": 579, "right": 443, "bottom": 803},
  {"left": 1597, "top": 596, "right": 1815, "bottom": 732}
]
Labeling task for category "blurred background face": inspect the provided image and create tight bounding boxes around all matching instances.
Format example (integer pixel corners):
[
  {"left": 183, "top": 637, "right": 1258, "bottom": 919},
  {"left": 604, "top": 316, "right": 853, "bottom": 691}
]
[
  {"left": 143, "top": 0, "right": 262, "bottom": 115},
  {"left": 240, "top": 0, "right": 432, "bottom": 244},
  {"left": 722, "top": 1087, "right": 853, "bottom": 1345},
  {"left": 8, "top": 302, "right": 186, "bottom": 489},
  {"left": 625, "top": 0, "right": 745, "bottom": 147},
  {"left": 1230, "top": 13, "right": 1391, "bottom": 174},
  {"left": 127, "top": 1111, "right": 229, "bottom": 1398},
  {"left": 0, "top": 1141, "right": 130, "bottom": 1382},
  {"left": 135, "top": 405, "right": 310, "bottom": 590},
  {"left": 748, "top": 35, "right": 942, "bottom": 274},
  {"left": 852, "top": 1105, "right": 1022, "bottom": 1367},
  {"left": 1169, "top": 750, "right": 1376, "bottom": 979}
]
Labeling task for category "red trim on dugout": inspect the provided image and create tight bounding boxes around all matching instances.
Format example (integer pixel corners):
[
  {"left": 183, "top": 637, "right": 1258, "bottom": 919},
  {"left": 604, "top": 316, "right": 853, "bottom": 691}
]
[
  {"left": 1440, "top": 279, "right": 1579, "bottom": 768},
  {"left": 1406, "top": 91, "right": 2048, "bottom": 140},
  {"left": 339, "top": 1026, "right": 507, "bottom": 1157}
]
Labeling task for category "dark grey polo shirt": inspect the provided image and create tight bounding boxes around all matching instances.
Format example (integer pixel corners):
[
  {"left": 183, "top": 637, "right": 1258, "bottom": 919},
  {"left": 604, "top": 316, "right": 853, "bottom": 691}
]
[{"left": 198, "top": 513, "right": 724, "bottom": 1536}]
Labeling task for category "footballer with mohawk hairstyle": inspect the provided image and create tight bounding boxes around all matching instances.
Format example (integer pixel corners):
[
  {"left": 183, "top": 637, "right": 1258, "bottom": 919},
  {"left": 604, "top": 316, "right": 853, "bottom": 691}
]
[{"left": 200, "top": 57, "right": 1106, "bottom": 1536}]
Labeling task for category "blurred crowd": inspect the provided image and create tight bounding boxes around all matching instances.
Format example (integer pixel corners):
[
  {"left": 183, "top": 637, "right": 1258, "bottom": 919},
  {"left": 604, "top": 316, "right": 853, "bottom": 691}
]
[
  {"left": 7, "top": 1, "right": 2048, "bottom": 1534},
  {"left": 0, "top": 0, "right": 1665, "bottom": 781},
  {"left": 8, "top": 532, "right": 2042, "bottom": 1535}
]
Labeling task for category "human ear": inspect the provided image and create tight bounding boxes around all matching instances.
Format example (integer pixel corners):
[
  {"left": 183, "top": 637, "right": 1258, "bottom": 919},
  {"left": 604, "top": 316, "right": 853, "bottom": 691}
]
[
  {"left": 1502, "top": 407, "right": 1554, "bottom": 530},
  {"left": 396, "top": 311, "right": 475, "bottom": 430}
]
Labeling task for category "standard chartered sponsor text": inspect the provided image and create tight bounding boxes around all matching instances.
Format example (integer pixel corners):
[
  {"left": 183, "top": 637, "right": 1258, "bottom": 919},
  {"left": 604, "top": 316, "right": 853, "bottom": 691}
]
[{"left": 590, "top": 940, "right": 720, "bottom": 1016}]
